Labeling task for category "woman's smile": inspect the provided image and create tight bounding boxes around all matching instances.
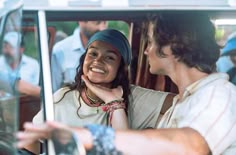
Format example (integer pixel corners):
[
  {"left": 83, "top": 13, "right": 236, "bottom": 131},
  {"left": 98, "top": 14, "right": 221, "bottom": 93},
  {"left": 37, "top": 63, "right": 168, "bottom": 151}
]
[{"left": 90, "top": 66, "right": 105, "bottom": 74}]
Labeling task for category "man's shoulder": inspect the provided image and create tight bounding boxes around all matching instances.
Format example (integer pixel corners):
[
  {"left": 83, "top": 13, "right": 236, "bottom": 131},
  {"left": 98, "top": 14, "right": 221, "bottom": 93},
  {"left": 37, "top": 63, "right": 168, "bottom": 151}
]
[
  {"left": 55, "top": 35, "right": 74, "bottom": 45},
  {"left": 0, "top": 57, "right": 9, "bottom": 73},
  {"left": 52, "top": 34, "right": 78, "bottom": 52},
  {"left": 22, "top": 55, "right": 39, "bottom": 66},
  {"left": 0, "top": 56, "right": 5, "bottom": 66},
  {"left": 195, "top": 73, "right": 236, "bottom": 100}
]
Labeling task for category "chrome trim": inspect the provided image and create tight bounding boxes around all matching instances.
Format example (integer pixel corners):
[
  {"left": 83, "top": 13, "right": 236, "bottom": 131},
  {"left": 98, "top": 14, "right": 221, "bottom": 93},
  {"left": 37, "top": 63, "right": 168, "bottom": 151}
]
[
  {"left": 38, "top": 10, "right": 54, "bottom": 121},
  {"left": 38, "top": 10, "right": 55, "bottom": 155},
  {"left": 24, "top": 6, "right": 236, "bottom": 11}
]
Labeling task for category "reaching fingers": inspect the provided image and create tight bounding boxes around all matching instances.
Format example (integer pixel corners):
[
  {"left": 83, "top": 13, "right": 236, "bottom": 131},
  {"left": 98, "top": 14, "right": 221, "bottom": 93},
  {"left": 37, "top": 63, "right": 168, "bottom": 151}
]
[
  {"left": 115, "top": 86, "right": 123, "bottom": 97},
  {"left": 24, "top": 122, "right": 53, "bottom": 134},
  {"left": 46, "top": 121, "right": 70, "bottom": 130},
  {"left": 16, "top": 131, "right": 44, "bottom": 148},
  {"left": 81, "top": 75, "right": 106, "bottom": 91},
  {"left": 16, "top": 121, "right": 71, "bottom": 148},
  {"left": 119, "top": 86, "right": 123, "bottom": 96},
  {"left": 16, "top": 122, "right": 52, "bottom": 148},
  {"left": 81, "top": 75, "right": 92, "bottom": 87},
  {"left": 82, "top": 75, "right": 124, "bottom": 103},
  {"left": 82, "top": 75, "right": 110, "bottom": 98}
]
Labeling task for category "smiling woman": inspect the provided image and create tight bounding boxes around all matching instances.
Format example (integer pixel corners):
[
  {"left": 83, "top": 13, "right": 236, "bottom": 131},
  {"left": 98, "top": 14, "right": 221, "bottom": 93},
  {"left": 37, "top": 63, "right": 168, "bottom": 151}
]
[
  {"left": 35, "top": 28, "right": 131, "bottom": 128},
  {"left": 25, "top": 29, "right": 131, "bottom": 154}
]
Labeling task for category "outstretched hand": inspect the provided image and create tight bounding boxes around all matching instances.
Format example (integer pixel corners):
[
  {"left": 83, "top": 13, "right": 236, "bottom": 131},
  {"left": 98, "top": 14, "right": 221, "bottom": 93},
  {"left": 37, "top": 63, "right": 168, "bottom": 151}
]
[
  {"left": 16, "top": 121, "right": 70, "bottom": 149},
  {"left": 82, "top": 75, "right": 123, "bottom": 103}
]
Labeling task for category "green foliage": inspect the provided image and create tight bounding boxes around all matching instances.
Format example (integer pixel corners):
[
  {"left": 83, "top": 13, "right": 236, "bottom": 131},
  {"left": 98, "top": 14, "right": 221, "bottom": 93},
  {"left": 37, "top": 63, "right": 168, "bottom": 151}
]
[
  {"left": 215, "top": 28, "right": 225, "bottom": 41},
  {"left": 108, "top": 21, "right": 129, "bottom": 37},
  {"left": 23, "top": 32, "right": 38, "bottom": 60},
  {"left": 48, "top": 21, "right": 77, "bottom": 35},
  {"left": 23, "top": 20, "right": 129, "bottom": 60}
]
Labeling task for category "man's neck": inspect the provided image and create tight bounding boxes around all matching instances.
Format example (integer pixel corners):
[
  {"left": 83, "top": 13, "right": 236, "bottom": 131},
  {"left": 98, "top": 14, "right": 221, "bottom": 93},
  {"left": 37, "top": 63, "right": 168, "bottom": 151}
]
[
  {"left": 80, "top": 32, "right": 88, "bottom": 49},
  {"left": 10, "top": 62, "right": 18, "bottom": 70},
  {"left": 170, "top": 65, "right": 208, "bottom": 99},
  {"left": 9, "top": 56, "right": 22, "bottom": 70}
]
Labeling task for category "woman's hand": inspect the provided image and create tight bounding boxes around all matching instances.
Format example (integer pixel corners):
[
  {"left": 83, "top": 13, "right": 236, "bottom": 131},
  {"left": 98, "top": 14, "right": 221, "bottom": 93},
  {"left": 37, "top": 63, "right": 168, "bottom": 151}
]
[
  {"left": 82, "top": 75, "right": 128, "bottom": 129},
  {"left": 82, "top": 75, "right": 123, "bottom": 103}
]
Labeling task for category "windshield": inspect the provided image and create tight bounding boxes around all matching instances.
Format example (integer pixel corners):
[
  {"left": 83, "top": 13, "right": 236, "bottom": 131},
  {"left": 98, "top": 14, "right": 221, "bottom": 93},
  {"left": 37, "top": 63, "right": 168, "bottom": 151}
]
[{"left": 0, "top": 0, "right": 23, "bottom": 154}]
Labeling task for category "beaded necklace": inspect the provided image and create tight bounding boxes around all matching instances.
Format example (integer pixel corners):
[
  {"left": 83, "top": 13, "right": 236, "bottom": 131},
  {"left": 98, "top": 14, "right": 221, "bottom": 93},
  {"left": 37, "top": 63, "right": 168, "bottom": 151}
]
[
  {"left": 85, "top": 88, "right": 101, "bottom": 104},
  {"left": 83, "top": 88, "right": 105, "bottom": 106}
]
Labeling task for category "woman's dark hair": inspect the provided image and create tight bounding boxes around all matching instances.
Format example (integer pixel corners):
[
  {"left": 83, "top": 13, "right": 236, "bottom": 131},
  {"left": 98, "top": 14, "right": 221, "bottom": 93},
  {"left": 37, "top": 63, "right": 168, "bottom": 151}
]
[
  {"left": 56, "top": 50, "right": 130, "bottom": 118},
  {"left": 148, "top": 12, "right": 221, "bottom": 73}
]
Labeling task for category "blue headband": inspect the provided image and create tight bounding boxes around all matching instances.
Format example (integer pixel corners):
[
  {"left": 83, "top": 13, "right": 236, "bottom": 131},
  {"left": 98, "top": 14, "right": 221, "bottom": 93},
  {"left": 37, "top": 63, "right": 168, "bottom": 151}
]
[
  {"left": 86, "top": 29, "right": 132, "bottom": 65},
  {"left": 221, "top": 37, "right": 236, "bottom": 56}
]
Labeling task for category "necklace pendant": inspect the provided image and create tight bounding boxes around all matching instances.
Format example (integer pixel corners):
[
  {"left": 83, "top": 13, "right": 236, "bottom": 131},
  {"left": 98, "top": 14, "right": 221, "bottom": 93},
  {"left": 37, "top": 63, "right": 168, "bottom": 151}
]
[{"left": 85, "top": 88, "right": 103, "bottom": 105}]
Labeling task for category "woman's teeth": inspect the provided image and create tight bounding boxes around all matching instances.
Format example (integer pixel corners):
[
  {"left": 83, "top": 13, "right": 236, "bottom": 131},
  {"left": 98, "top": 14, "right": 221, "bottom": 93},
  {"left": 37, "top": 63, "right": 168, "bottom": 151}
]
[{"left": 91, "top": 68, "right": 105, "bottom": 73}]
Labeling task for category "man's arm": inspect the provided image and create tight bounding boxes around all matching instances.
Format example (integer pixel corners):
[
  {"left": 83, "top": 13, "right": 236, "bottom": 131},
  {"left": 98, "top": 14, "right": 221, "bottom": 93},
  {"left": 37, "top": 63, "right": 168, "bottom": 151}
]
[
  {"left": 114, "top": 127, "right": 210, "bottom": 155},
  {"left": 82, "top": 76, "right": 128, "bottom": 129},
  {"left": 16, "top": 122, "right": 210, "bottom": 155},
  {"left": 33, "top": 60, "right": 40, "bottom": 86},
  {"left": 51, "top": 49, "right": 63, "bottom": 93},
  {"left": 17, "top": 80, "right": 41, "bottom": 97}
]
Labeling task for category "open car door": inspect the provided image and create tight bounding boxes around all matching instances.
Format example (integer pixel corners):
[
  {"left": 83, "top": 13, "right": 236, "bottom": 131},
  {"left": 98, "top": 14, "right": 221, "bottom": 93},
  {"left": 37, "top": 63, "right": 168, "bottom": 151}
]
[{"left": 0, "top": 0, "right": 23, "bottom": 154}]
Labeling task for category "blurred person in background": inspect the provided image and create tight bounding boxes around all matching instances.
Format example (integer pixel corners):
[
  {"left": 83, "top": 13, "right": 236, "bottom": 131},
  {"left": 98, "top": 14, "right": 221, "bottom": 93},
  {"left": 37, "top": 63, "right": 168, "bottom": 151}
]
[
  {"left": 220, "top": 32, "right": 236, "bottom": 85},
  {"left": 53, "top": 30, "right": 68, "bottom": 45},
  {"left": 0, "top": 31, "right": 40, "bottom": 86},
  {"left": 216, "top": 32, "right": 235, "bottom": 73}
]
